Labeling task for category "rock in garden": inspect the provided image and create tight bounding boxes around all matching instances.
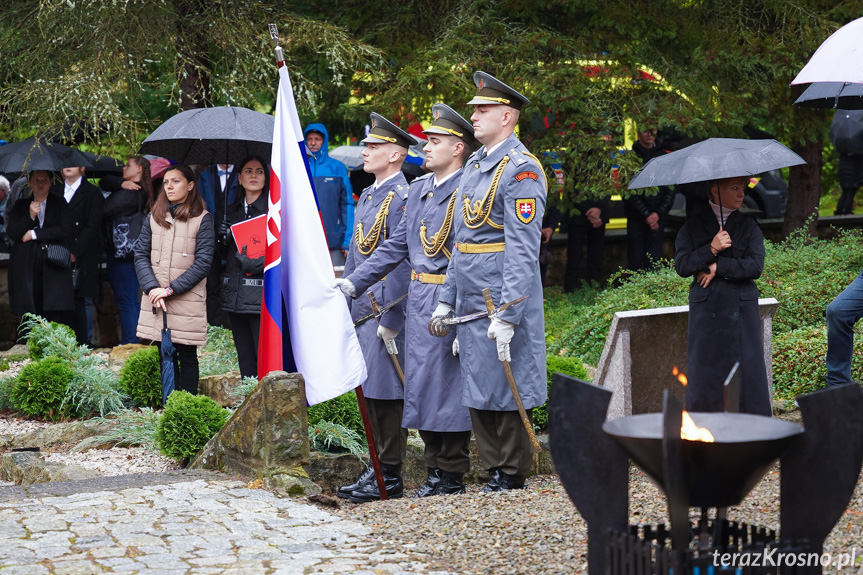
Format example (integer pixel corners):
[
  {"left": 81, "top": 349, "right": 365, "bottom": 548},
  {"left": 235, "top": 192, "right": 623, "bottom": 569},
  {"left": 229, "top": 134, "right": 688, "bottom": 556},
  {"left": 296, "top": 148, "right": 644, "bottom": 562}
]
[{"left": 198, "top": 371, "right": 243, "bottom": 407}]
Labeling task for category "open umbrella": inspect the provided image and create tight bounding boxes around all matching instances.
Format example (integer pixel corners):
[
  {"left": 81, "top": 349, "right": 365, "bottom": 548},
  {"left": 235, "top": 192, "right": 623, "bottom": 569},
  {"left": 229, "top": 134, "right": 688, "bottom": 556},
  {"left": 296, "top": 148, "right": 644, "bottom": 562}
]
[
  {"left": 329, "top": 145, "right": 364, "bottom": 171},
  {"left": 0, "top": 138, "right": 92, "bottom": 173},
  {"left": 78, "top": 151, "right": 124, "bottom": 178},
  {"left": 794, "top": 82, "right": 863, "bottom": 110},
  {"left": 139, "top": 106, "right": 274, "bottom": 166},
  {"left": 156, "top": 308, "right": 176, "bottom": 405},
  {"left": 628, "top": 138, "right": 806, "bottom": 190},
  {"left": 792, "top": 17, "right": 863, "bottom": 85}
]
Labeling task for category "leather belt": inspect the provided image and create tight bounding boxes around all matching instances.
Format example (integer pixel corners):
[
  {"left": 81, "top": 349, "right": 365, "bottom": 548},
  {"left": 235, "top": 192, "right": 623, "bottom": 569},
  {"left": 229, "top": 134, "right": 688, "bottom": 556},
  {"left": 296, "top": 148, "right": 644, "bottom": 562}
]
[
  {"left": 411, "top": 270, "right": 446, "bottom": 284},
  {"left": 456, "top": 242, "right": 506, "bottom": 254},
  {"left": 241, "top": 278, "right": 264, "bottom": 287}
]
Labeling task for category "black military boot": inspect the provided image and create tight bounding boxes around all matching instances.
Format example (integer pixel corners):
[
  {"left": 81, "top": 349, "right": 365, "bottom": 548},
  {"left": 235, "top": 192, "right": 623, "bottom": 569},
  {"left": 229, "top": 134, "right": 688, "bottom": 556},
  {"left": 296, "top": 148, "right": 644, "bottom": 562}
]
[
  {"left": 349, "top": 464, "right": 404, "bottom": 503},
  {"left": 434, "top": 471, "right": 465, "bottom": 495},
  {"left": 498, "top": 471, "right": 526, "bottom": 491},
  {"left": 414, "top": 468, "right": 442, "bottom": 498},
  {"left": 480, "top": 467, "right": 504, "bottom": 493},
  {"left": 337, "top": 466, "right": 375, "bottom": 499}
]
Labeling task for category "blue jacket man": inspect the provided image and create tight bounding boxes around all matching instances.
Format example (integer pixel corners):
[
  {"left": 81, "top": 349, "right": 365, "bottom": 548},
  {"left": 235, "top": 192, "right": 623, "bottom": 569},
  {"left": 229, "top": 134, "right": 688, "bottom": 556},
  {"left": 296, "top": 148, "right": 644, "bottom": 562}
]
[{"left": 304, "top": 123, "right": 354, "bottom": 265}]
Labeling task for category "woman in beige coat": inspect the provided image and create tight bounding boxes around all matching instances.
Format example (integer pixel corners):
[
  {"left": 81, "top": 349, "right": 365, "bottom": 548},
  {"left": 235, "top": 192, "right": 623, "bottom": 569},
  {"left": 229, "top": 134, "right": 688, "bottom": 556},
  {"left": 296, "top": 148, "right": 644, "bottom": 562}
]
[{"left": 134, "top": 164, "right": 215, "bottom": 394}]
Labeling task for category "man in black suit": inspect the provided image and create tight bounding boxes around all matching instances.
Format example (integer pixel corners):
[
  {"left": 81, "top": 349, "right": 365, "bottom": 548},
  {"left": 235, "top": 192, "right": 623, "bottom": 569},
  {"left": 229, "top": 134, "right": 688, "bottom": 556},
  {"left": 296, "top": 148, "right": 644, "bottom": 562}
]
[{"left": 57, "top": 166, "right": 104, "bottom": 346}]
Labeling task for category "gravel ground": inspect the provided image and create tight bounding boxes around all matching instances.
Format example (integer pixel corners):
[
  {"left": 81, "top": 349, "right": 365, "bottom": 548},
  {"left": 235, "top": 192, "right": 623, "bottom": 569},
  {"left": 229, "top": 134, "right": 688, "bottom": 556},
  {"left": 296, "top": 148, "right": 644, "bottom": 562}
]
[
  {"left": 42, "top": 447, "right": 180, "bottom": 476},
  {"left": 0, "top": 414, "right": 54, "bottom": 436}
]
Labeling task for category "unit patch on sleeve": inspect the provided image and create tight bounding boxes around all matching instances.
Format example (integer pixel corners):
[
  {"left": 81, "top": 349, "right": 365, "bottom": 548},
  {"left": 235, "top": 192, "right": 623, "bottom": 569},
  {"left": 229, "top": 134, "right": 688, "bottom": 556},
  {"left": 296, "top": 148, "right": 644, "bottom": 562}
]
[
  {"left": 516, "top": 199, "right": 536, "bottom": 224},
  {"left": 514, "top": 171, "right": 539, "bottom": 182}
]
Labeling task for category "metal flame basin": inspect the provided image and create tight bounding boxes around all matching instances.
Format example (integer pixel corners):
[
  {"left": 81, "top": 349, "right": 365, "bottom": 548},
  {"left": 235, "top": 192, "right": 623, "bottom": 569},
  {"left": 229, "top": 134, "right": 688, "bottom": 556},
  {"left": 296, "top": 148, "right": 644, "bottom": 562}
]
[{"left": 602, "top": 412, "right": 804, "bottom": 508}]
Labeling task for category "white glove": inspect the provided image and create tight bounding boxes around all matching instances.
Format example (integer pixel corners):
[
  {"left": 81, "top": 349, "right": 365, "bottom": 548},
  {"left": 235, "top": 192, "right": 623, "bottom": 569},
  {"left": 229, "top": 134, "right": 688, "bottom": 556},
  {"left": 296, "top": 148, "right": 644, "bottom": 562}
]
[
  {"left": 377, "top": 324, "right": 399, "bottom": 355},
  {"left": 429, "top": 302, "right": 455, "bottom": 337},
  {"left": 335, "top": 278, "right": 356, "bottom": 298},
  {"left": 487, "top": 317, "right": 514, "bottom": 362},
  {"left": 452, "top": 338, "right": 459, "bottom": 356}
]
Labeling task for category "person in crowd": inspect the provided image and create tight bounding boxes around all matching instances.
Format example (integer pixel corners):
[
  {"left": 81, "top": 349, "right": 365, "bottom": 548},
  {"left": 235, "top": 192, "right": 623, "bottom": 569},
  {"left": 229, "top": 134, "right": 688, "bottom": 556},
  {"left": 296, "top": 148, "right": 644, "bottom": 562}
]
[
  {"left": 101, "top": 156, "right": 151, "bottom": 344},
  {"left": 304, "top": 123, "right": 354, "bottom": 266},
  {"left": 220, "top": 155, "right": 267, "bottom": 380},
  {"left": 336, "top": 103, "right": 475, "bottom": 499},
  {"left": 0, "top": 175, "right": 9, "bottom": 250},
  {"left": 56, "top": 166, "right": 104, "bottom": 346},
  {"left": 562, "top": 197, "right": 609, "bottom": 291},
  {"left": 337, "top": 113, "right": 414, "bottom": 502},
  {"left": 674, "top": 176, "right": 771, "bottom": 415},
  {"left": 134, "top": 164, "right": 214, "bottom": 395},
  {"left": 539, "top": 206, "right": 561, "bottom": 285},
  {"left": 625, "top": 126, "right": 675, "bottom": 270},
  {"left": 830, "top": 110, "right": 863, "bottom": 216},
  {"left": 3, "top": 175, "right": 28, "bottom": 248},
  {"left": 198, "top": 163, "right": 240, "bottom": 326},
  {"left": 7, "top": 170, "right": 75, "bottom": 328},
  {"left": 431, "top": 72, "right": 548, "bottom": 492}
]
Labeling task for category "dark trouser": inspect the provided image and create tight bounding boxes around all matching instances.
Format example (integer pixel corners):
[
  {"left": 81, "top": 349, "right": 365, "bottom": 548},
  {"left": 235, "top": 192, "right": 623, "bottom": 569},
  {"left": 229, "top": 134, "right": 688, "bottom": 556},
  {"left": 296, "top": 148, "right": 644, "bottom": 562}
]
[
  {"left": 229, "top": 312, "right": 260, "bottom": 380},
  {"left": 626, "top": 216, "right": 665, "bottom": 271},
  {"left": 329, "top": 248, "right": 346, "bottom": 267},
  {"left": 836, "top": 187, "right": 859, "bottom": 215},
  {"left": 365, "top": 397, "right": 407, "bottom": 467},
  {"left": 826, "top": 270, "right": 863, "bottom": 387},
  {"left": 206, "top": 258, "right": 225, "bottom": 327},
  {"left": 564, "top": 224, "right": 605, "bottom": 292},
  {"left": 418, "top": 429, "right": 472, "bottom": 474},
  {"left": 105, "top": 253, "right": 140, "bottom": 344},
  {"left": 469, "top": 408, "right": 534, "bottom": 478},
  {"left": 72, "top": 296, "right": 91, "bottom": 346},
  {"left": 168, "top": 342, "right": 199, "bottom": 395}
]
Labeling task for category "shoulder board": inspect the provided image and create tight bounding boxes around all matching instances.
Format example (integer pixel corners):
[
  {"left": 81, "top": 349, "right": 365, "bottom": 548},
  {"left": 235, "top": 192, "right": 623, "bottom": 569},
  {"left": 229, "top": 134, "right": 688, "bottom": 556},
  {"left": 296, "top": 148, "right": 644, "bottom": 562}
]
[{"left": 411, "top": 172, "right": 433, "bottom": 184}]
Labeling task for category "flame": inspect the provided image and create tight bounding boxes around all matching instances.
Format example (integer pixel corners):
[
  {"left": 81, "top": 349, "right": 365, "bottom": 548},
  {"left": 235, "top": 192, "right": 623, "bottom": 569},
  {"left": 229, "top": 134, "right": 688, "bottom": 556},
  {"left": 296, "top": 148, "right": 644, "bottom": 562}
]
[
  {"left": 672, "top": 365, "right": 688, "bottom": 387},
  {"left": 681, "top": 411, "right": 715, "bottom": 442}
]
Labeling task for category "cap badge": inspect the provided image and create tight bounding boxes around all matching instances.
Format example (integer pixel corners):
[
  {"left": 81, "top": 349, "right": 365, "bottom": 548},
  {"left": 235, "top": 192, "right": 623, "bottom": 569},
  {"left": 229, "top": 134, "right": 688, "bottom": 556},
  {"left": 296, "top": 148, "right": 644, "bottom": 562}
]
[
  {"left": 478, "top": 79, "right": 485, "bottom": 90},
  {"left": 434, "top": 109, "right": 441, "bottom": 120}
]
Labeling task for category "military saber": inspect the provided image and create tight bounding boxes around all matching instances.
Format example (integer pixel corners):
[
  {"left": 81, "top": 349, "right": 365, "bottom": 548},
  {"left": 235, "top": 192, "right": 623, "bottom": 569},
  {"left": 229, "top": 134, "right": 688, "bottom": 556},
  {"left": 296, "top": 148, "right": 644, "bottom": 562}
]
[
  {"left": 482, "top": 288, "right": 542, "bottom": 454},
  {"left": 368, "top": 292, "right": 406, "bottom": 387},
  {"left": 443, "top": 294, "right": 530, "bottom": 325},
  {"left": 353, "top": 292, "right": 407, "bottom": 327}
]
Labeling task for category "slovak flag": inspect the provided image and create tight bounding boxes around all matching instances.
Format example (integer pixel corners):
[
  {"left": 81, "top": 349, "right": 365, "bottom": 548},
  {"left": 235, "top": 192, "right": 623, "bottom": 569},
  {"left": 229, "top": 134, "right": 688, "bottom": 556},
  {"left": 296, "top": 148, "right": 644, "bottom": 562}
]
[{"left": 259, "top": 65, "right": 367, "bottom": 405}]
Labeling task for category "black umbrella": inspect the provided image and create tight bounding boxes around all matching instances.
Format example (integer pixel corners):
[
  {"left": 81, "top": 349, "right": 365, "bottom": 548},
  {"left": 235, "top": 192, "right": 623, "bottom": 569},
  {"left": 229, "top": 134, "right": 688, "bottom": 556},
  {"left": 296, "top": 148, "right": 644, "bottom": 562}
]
[
  {"left": 830, "top": 110, "right": 863, "bottom": 155},
  {"left": 78, "top": 151, "right": 124, "bottom": 178},
  {"left": 0, "top": 138, "right": 92, "bottom": 173},
  {"left": 139, "top": 106, "right": 274, "bottom": 166},
  {"left": 795, "top": 82, "right": 863, "bottom": 110},
  {"left": 156, "top": 308, "right": 176, "bottom": 405}
]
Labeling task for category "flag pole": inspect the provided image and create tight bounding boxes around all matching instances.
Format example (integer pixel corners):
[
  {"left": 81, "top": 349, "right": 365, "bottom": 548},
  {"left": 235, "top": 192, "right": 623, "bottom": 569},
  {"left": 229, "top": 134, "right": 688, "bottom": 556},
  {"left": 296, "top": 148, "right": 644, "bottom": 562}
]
[{"left": 268, "top": 23, "right": 387, "bottom": 501}]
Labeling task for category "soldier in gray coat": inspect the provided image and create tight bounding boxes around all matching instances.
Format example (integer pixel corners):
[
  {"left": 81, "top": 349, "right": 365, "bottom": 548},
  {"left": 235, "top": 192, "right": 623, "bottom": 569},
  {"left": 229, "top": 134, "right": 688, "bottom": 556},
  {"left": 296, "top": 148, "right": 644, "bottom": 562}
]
[
  {"left": 432, "top": 72, "right": 548, "bottom": 492},
  {"left": 337, "top": 104, "right": 475, "bottom": 497},
  {"left": 338, "top": 113, "right": 415, "bottom": 503}
]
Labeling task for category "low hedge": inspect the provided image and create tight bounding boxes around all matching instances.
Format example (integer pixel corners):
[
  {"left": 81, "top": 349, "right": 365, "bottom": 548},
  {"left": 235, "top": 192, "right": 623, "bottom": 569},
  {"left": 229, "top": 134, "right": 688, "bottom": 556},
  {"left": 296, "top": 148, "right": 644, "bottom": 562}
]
[
  {"left": 154, "top": 391, "right": 230, "bottom": 462},
  {"left": 10, "top": 357, "right": 75, "bottom": 420},
  {"left": 533, "top": 356, "right": 590, "bottom": 431},
  {"left": 119, "top": 347, "right": 162, "bottom": 408}
]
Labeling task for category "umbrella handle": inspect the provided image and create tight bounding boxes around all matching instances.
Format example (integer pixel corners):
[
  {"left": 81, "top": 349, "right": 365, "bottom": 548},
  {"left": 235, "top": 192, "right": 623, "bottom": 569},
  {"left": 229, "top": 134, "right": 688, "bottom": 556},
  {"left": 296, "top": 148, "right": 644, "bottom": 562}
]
[{"left": 153, "top": 305, "right": 168, "bottom": 330}]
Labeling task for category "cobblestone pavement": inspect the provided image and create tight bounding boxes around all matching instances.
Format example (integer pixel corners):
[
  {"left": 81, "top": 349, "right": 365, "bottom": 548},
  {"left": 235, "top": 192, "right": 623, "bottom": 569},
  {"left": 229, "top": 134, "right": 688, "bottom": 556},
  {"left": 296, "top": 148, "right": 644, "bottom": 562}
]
[{"left": 0, "top": 471, "right": 453, "bottom": 575}]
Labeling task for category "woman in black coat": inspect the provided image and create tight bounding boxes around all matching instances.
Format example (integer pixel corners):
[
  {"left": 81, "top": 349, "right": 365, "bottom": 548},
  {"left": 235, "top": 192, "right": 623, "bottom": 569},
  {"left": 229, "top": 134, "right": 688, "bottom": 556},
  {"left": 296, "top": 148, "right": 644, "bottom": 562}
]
[
  {"left": 7, "top": 171, "right": 75, "bottom": 329},
  {"left": 674, "top": 176, "right": 771, "bottom": 416},
  {"left": 220, "top": 155, "right": 267, "bottom": 380}
]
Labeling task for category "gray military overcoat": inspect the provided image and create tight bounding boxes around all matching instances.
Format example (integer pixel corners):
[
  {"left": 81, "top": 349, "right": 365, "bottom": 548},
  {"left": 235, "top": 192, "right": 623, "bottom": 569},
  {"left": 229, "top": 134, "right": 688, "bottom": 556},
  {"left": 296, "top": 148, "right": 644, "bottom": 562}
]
[
  {"left": 343, "top": 173, "right": 410, "bottom": 401},
  {"left": 348, "top": 171, "right": 472, "bottom": 432},
  {"left": 440, "top": 133, "right": 548, "bottom": 411}
]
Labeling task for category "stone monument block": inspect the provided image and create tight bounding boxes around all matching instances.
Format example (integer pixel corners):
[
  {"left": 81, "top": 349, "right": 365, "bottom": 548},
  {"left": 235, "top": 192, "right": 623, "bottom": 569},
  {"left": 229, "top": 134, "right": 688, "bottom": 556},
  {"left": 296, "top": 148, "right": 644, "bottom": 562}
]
[
  {"left": 595, "top": 298, "right": 779, "bottom": 418},
  {"left": 198, "top": 371, "right": 243, "bottom": 407}
]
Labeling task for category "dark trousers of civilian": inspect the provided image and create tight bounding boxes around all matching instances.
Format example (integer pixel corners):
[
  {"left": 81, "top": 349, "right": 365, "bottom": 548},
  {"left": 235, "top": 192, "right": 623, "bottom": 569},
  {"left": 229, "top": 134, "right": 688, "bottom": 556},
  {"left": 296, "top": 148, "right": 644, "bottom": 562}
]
[
  {"left": 626, "top": 216, "right": 665, "bottom": 271},
  {"left": 469, "top": 408, "right": 534, "bottom": 479},
  {"left": 564, "top": 223, "right": 605, "bottom": 292},
  {"left": 105, "top": 253, "right": 140, "bottom": 344},
  {"left": 229, "top": 312, "right": 260, "bottom": 380},
  {"left": 162, "top": 342, "right": 200, "bottom": 395},
  {"left": 364, "top": 397, "right": 407, "bottom": 467},
  {"left": 206, "top": 258, "right": 226, "bottom": 327},
  {"left": 418, "top": 429, "right": 472, "bottom": 474}
]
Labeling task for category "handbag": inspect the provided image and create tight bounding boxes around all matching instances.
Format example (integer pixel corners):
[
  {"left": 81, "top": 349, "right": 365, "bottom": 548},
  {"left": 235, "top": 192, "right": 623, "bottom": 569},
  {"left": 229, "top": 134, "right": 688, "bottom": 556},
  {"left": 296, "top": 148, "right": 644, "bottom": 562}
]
[
  {"left": 111, "top": 211, "right": 144, "bottom": 260},
  {"left": 71, "top": 262, "right": 81, "bottom": 290},
  {"left": 42, "top": 243, "right": 72, "bottom": 268}
]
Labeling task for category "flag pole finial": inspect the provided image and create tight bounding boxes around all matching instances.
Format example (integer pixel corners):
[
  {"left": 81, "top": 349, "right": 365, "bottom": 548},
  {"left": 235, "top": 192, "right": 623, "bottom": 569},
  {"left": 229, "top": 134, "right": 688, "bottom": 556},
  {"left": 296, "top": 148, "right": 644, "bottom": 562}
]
[{"left": 268, "top": 24, "right": 284, "bottom": 68}]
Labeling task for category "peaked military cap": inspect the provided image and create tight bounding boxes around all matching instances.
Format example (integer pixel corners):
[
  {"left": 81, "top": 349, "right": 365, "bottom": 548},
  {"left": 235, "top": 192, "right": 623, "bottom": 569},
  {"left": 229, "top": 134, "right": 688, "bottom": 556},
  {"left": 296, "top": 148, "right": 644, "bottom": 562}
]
[
  {"left": 423, "top": 103, "right": 475, "bottom": 146},
  {"left": 361, "top": 112, "right": 418, "bottom": 149},
  {"left": 466, "top": 71, "right": 530, "bottom": 110}
]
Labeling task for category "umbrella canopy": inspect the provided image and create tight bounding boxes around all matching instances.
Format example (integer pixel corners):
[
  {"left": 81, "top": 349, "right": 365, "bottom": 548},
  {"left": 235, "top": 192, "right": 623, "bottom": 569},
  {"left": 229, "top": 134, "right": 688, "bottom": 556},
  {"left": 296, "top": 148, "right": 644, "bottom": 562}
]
[
  {"left": 830, "top": 110, "right": 863, "bottom": 155},
  {"left": 329, "top": 145, "right": 364, "bottom": 171},
  {"left": 792, "top": 17, "right": 863, "bottom": 85},
  {"left": 78, "top": 151, "right": 124, "bottom": 178},
  {"left": 158, "top": 310, "right": 176, "bottom": 405},
  {"left": 628, "top": 138, "right": 806, "bottom": 190},
  {"left": 794, "top": 82, "right": 863, "bottom": 109},
  {"left": 0, "top": 138, "right": 92, "bottom": 173},
  {"left": 139, "top": 106, "right": 274, "bottom": 166}
]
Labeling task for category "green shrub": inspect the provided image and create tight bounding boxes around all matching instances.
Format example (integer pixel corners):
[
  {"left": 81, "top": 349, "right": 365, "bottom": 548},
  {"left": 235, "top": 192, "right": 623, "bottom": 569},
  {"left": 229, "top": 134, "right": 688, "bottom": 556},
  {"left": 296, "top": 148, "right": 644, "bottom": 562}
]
[
  {"left": 309, "top": 421, "right": 366, "bottom": 455},
  {"left": 308, "top": 391, "right": 365, "bottom": 440},
  {"left": 0, "top": 376, "right": 14, "bottom": 411},
  {"left": 230, "top": 376, "right": 260, "bottom": 398},
  {"left": 199, "top": 325, "right": 240, "bottom": 376},
  {"left": 0, "top": 358, "right": 9, "bottom": 372},
  {"left": 155, "top": 391, "right": 230, "bottom": 462},
  {"left": 10, "top": 357, "right": 75, "bottom": 420},
  {"left": 119, "top": 347, "right": 162, "bottom": 408},
  {"left": 25, "top": 320, "right": 77, "bottom": 360},
  {"left": 771, "top": 325, "right": 863, "bottom": 401},
  {"left": 533, "top": 356, "right": 590, "bottom": 431}
]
